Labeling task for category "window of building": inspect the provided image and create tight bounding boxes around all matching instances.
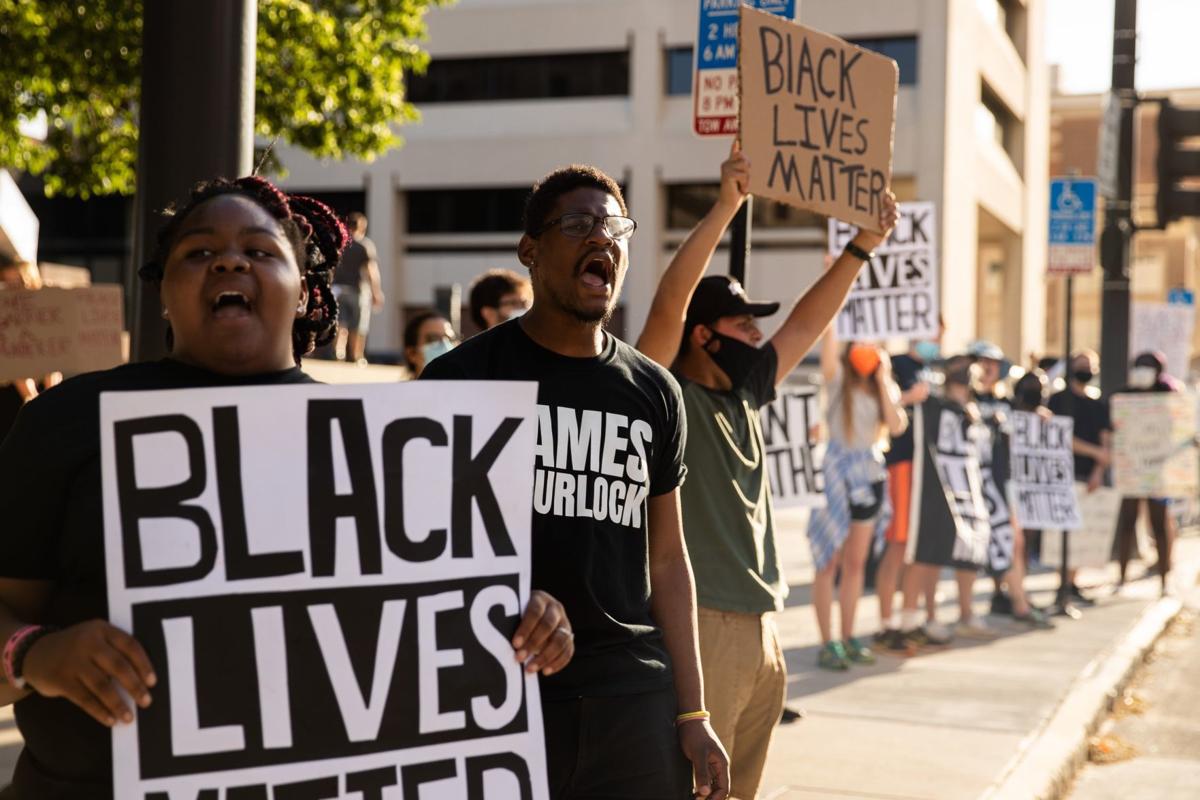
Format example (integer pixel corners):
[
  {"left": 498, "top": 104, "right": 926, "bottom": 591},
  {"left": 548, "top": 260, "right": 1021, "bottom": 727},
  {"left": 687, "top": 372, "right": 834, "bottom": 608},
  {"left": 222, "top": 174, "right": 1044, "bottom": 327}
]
[
  {"left": 666, "top": 184, "right": 823, "bottom": 230},
  {"left": 286, "top": 190, "right": 366, "bottom": 223},
  {"left": 661, "top": 37, "right": 917, "bottom": 96},
  {"left": 407, "top": 187, "right": 530, "bottom": 233},
  {"left": 850, "top": 37, "right": 919, "bottom": 86},
  {"left": 406, "top": 51, "right": 630, "bottom": 104},
  {"left": 976, "top": 83, "right": 1017, "bottom": 159},
  {"left": 665, "top": 47, "right": 693, "bottom": 96}
]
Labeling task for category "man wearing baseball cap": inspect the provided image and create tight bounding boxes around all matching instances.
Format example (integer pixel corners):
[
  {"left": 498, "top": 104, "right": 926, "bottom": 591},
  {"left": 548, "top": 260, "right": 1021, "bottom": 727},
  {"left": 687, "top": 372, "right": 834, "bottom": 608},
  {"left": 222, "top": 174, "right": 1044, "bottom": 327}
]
[{"left": 638, "top": 144, "right": 898, "bottom": 799}]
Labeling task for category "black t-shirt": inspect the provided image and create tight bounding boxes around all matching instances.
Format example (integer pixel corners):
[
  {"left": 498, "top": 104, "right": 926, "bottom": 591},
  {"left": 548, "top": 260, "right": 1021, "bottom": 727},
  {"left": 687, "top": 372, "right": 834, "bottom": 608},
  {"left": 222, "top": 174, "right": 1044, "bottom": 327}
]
[
  {"left": 885, "top": 353, "right": 933, "bottom": 465},
  {"left": 0, "top": 359, "right": 314, "bottom": 800},
  {"left": 420, "top": 319, "right": 688, "bottom": 700},
  {"left": 332, "top": 236, "right": 376, "bottom": 287},
  {"left": 1048, "top": 388, "right": 1112, "bottom": 479},
  {"left": 974, "top": 389, "right": 1012, "bottom": 428}
]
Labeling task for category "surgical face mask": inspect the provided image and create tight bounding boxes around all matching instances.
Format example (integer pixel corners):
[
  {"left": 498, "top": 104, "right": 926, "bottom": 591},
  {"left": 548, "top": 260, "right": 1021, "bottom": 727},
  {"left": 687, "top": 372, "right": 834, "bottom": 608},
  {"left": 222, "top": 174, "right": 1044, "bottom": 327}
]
[
  {"left": 503, "top": 307, "right": 528, "bottom": 322},
  {"left": 704, "top": 329, "right": 764, "bottom": 390},
  {"left": 422, "top": 338, "right": 455, "bottom": 364},
  {"left": 914, "top": 341, "right": 940, "bottom": 362},
  {"left": 1128, "top": 365, "right": 1158, "bottom": 389}
]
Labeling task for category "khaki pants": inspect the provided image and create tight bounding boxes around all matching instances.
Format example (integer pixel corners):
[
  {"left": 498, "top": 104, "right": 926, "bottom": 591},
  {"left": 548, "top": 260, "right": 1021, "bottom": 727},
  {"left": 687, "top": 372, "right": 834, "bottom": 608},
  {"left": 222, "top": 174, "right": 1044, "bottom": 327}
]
[{"left": 697, "top": 607, "right": 788, "bottom": 800}]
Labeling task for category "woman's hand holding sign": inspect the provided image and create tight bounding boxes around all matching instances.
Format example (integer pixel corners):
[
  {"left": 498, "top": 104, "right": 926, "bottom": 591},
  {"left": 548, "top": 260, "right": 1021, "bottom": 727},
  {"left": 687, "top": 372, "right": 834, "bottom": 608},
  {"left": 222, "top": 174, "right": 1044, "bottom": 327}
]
[
  {"left": 23, "top": 620, "right": 156, "bottom": 727},
  {"left": 511, "top": 589, "right": 574, "bottom": 676},
  {"left": 851, "top": 190, "right": 899, "bottom": 253}
]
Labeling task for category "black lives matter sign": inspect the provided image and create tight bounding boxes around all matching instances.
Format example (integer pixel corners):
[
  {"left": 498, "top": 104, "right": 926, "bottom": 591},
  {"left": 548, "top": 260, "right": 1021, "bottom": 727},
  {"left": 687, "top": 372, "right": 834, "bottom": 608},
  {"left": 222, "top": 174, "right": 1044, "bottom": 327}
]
[
  {"left": 1009, "top": 411, "right": 1081, "bottom": 530},
  {"left": 829, "top": 202, "right": 939, "bottom": 342},
  {"left": 760, "top": 385, "right": 826, "bottom": 508},
  {"left": 99, "top": 382, "right": 548, "bottom": 800}
]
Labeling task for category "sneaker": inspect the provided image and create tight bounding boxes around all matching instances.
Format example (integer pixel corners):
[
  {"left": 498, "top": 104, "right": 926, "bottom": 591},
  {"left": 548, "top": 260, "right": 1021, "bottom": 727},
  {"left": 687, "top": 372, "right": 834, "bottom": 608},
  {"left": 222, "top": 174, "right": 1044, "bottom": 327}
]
[
  {"left": 1012, "top": 607, "right": 1055, "bottom": 630},
  {"left": 956, "top": 616, "right": 1000, "bottom": 639},
  {"left": 873, "top": 629, "right": 896, "bottom": 645},
  {"left": 904, "top": 625, "right": 952, "bottom": 648},
  {"left": 925, "top": 620, "right": 955, "bottom": 642},
  {"left": 845, "top": 637, "right": 876, "bottom": 665},
  {"left": 885, "top": 629, "right": 914, "bottom": 652},
  {"left": 1069, "top": 584, "right": 1097, "bottom": 607},
  {"left": 817, "top": 641, "right": 851, "bottom": 671},
  {"left": 990, "top": 591, "right": 1014, "bottom": 617}
]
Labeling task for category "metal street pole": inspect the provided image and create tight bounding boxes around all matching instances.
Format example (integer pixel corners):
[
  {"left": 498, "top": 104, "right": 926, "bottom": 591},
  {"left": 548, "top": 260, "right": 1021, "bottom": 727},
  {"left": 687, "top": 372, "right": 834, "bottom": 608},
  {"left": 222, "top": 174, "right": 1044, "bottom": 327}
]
[
  {"left": 1098, "top": 0, "right": 1138, "bottom": 396},
  {"left": 729, "top": 196, "right": 753, "bottom": 286},
  {"left": 131, "top": 0, "right": 257, "bottom": 361}
]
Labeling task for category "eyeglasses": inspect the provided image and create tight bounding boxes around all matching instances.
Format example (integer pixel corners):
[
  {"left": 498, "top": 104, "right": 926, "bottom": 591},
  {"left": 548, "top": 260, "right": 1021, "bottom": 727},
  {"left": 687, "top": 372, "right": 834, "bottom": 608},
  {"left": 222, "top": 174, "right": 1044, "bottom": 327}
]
[{"left": 536, "top": 213, "right": 637, "bottom": 241}]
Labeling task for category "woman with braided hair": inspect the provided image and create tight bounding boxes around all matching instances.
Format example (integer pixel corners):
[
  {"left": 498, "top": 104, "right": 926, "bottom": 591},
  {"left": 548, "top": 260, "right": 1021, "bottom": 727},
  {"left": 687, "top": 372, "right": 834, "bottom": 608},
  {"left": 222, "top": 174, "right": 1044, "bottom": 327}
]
[{"left": 0, "top": 176, "right": 572, "bottom": 799}]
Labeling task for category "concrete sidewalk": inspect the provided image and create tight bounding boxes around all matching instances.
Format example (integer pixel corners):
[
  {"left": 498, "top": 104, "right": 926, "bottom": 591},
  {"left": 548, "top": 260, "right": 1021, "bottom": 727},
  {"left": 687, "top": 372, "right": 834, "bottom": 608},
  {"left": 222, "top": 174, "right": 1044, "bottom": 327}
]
[{"left": 761, "top": 507, "right": 1199, "bottom": 800}]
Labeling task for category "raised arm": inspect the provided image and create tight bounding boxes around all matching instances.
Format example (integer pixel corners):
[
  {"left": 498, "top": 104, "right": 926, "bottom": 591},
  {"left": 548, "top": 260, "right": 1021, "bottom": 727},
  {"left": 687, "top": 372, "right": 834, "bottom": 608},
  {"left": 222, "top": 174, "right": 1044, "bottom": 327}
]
[
  {"left": 637, "top": 143, "right": 749, "bottom": 367},
  {"left": 875, "top": 352, "right": 908, "bottom": 436},
  {"left": 819, "top": 321, "right": 840, "bottom": 384},
  {"left": 768, "top": 195, "right": 899, "bottom": 387}
]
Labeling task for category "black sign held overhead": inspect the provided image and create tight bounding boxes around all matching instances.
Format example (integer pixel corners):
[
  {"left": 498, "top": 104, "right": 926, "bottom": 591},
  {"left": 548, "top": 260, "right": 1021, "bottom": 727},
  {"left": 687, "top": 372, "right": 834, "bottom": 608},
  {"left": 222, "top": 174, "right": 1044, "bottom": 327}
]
[{"left": 99, "top": 382, "right": 548, "bottom": 800}]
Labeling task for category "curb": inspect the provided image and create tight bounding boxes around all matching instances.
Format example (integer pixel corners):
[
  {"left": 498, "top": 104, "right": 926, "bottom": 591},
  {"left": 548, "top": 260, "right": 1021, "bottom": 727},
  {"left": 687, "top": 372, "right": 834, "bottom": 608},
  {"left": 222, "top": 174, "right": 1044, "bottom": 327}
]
[{"left": 978, "top": 560, "right": 1199, "bottom": 800}]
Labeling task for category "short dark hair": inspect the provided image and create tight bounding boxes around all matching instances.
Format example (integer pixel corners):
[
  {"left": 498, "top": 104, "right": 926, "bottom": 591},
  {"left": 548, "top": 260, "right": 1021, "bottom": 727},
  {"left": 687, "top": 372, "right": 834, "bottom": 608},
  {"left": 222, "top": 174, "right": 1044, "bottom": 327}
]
[
  {"left": 467, "top": 269, "right": 530, "bottom": 330},
  {"left": 523, "top": 165, "right": 627, "bottom": 237},
  {"left": 139, "top": 176, "right": 348, "bottom": 363},
  {"left": 346, "top": 211, "right": 367, "bottom": 231}
]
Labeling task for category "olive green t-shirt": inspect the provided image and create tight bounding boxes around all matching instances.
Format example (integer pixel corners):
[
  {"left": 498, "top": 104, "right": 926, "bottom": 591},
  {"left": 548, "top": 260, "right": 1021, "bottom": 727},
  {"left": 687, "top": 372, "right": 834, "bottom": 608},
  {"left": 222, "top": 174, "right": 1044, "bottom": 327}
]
[{"left": 676, "top": 345, "right": 786, "bottom": 614}]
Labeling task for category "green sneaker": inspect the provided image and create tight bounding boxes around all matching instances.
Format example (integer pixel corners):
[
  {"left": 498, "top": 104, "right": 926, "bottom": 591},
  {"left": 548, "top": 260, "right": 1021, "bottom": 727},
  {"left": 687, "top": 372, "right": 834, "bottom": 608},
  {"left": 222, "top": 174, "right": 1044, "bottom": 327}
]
[
  {"left": 817, "top": 641, "right": 850, "bottom": 671},
  {"left": 844, "top": 636, "right": 876, "bottom": 665}
]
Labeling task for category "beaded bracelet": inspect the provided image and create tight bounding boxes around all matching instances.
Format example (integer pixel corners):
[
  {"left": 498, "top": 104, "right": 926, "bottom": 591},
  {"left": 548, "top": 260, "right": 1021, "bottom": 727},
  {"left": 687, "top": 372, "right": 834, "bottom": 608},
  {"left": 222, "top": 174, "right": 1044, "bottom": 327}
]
[
  {"left": 3, "top": 624, "right": 56, "bottom": 690},
  {"left": 675, "top": 710, "right": 711, "bottom": 726}
]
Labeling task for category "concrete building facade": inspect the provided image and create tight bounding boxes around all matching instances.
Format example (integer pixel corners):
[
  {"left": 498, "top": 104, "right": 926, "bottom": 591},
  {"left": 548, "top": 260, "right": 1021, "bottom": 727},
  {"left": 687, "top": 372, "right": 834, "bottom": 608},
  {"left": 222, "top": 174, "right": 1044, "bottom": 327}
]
[{"left": 275, "top": 0, "right": 1050, "bottom": 359}]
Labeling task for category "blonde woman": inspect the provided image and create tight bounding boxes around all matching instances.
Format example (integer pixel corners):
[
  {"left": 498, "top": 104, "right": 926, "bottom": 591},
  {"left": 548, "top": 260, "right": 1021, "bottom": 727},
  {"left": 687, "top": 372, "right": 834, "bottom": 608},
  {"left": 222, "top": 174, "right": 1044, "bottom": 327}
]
[{"left": 808, "top": 326, "right": 907, "bottom": 669}]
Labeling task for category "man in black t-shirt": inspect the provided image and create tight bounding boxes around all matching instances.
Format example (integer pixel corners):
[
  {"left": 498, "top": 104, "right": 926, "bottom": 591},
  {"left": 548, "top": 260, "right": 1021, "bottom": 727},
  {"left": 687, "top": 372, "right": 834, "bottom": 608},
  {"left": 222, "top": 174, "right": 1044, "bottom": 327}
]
[
  {"left": 1047, "top": 349, "right": 1112, "bottom": 606},
  {"left": 330, "top": 212, "right": 383, "bottom": 363},
  {"left": 422, "top": 166, "right": 729, "bottom": 799}
]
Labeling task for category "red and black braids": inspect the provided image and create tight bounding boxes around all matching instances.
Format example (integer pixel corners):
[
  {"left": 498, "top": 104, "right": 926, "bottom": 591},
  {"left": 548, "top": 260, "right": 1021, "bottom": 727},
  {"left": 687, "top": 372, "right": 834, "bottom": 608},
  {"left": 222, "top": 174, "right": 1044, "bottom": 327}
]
[{"left": 140, "top": 176, "right": 350, "bottom": 363}]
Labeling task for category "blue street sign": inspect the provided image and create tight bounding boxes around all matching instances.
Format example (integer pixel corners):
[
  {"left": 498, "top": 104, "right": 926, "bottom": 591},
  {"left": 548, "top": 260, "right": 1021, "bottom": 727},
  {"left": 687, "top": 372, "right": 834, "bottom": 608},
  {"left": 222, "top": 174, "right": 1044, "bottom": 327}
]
[
  {"left": 1168, "top": 288, "right": 1195, "bottom": 306},
  {"left": 1048, "top": 178, "right": 1097, "bottom": 245},
  {"left": 694, "top": 0, "right": 796, "bottom": 136}
]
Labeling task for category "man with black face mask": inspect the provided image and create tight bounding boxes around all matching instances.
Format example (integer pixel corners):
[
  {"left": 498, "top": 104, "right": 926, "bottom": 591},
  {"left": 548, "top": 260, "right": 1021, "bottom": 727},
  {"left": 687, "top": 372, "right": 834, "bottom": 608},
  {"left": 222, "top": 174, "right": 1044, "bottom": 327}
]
[
  {"left": 1047, "top": 349, "right": 1112, "bottom": 606},
  {"left": 638, "top": 143, "right": 898, "bottom": 800}
]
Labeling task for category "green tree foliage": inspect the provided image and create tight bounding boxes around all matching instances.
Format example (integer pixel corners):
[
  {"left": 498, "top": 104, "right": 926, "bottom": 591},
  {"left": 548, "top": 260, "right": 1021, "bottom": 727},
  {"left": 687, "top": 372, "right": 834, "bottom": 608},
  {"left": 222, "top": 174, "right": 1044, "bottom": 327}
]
[{"left": 0, "top": 0, "right": 448, "bottom": 198}]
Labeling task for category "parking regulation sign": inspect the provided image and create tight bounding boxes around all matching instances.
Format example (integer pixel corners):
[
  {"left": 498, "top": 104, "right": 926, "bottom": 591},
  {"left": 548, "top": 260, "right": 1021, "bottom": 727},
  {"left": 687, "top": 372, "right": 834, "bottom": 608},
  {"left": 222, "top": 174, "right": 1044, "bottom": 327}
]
[
  {"left": 1047, "top": 177, "right": 1098, "bottom": 275},
  {"left": 693, "top": 0, "right": 796, "bottom": 137}
]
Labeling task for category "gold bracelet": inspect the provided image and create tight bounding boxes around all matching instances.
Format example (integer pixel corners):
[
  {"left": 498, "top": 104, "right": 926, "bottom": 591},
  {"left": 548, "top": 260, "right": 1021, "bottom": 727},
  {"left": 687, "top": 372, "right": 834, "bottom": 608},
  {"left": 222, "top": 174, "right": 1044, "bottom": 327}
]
[{"left": 675, "top": 710, "right": 711, "bottom": 725}]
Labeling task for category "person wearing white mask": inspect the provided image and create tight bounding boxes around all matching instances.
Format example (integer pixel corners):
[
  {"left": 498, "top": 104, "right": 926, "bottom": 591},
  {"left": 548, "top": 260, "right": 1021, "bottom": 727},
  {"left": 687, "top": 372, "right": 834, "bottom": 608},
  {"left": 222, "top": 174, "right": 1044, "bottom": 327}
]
[
  {"left": 402, "top": 309, "right": 458, "bottom": 378},
  {"left": 1113, "top": 351, "right": 1181, "bottom": 594}
]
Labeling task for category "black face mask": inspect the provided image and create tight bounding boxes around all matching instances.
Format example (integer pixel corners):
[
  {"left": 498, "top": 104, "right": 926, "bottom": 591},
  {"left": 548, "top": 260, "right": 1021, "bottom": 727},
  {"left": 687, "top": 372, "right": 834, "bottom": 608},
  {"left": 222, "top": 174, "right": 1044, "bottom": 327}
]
[
  {"left": 1016, "top": 387, "right": 1043, "bottom": 411},
  {"left": 1073, "top": 369, "right": 1095, "bottom": 385},
  {"left": 704, "top": 329, "right": 763, "bottom": 390}
]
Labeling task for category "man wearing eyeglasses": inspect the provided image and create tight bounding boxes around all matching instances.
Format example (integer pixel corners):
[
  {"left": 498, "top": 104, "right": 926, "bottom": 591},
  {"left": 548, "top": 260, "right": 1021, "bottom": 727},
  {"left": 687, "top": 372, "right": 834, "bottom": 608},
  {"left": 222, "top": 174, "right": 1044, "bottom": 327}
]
[
  {"left": 638, "top": 144, "right": 898, "bottom": 800},
  {"left": 421, "top": 165, "right": 730, "bottom": 800}
]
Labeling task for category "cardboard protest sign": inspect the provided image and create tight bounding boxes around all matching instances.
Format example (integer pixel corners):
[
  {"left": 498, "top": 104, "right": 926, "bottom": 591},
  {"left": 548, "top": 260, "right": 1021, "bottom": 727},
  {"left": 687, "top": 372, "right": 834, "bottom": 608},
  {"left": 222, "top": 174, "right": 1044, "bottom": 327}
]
[
  {"left": 828, "top": 202, "right": 939, "bottom": 341},
  {"left": 738, "top": 6, "right": 898, "bottom": 232},
  {"left": 0, "top": 285, "right": 124, "bottom": 381},
  {"left": 1130, "top": 302, "right": 1194, "bottom": 381},
  {"left": 1008, "top": 411, "right": 1081, "bottom": 530},
  {"left": 761, "top": 384, "right": 826, "bottom": 508},
  {"left": 906, "top": 398, "right": 991, "bottom": 569},
  {"left": 1112, "top": 392, "right": 1199, "bottom": 499},
  {"left": 100, "top": 382, "right": 548, "bottom": 800},
  {"left": 1042, "top": 485, "right": 1122, "bottom": 570}
]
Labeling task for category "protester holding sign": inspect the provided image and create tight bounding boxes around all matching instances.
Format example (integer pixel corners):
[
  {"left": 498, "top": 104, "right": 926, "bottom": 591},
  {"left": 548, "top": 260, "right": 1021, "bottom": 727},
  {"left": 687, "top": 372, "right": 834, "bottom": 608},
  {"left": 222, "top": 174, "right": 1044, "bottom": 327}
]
[
  {"left": 1047, "top": 350, "right": 1112, "bottom": 606},
  {"left": 635, "top": 143, "right": 897, "bottom": 800},
  {"left": 1113, "top": 351, "right": 1183, "bottom": 593},
  {"left": 808, "top": 331, "right": 905, "bottom": 670},
  {"left": 422, "top": 165, "right": 729, "bottom": 800},
  {"left": 0, "top": 176, "right": 574, "bottom": 799}
]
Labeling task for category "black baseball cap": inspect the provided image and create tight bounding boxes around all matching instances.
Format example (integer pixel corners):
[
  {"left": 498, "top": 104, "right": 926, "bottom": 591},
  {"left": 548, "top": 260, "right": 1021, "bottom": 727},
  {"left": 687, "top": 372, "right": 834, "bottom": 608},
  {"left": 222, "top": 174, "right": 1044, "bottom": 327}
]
[{"left": 685, "top": 275, "right": 780, "bottom": 327}]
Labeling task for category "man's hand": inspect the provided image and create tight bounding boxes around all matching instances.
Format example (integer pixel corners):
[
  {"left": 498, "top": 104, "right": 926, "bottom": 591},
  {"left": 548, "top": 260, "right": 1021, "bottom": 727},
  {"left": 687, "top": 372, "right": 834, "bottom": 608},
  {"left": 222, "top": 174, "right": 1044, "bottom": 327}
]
[
  {"left": 852, "top": 190, "right": 900, "bottom": 252},
  {"left": 22, "top": 621, "right": 156, "bottom": 727},
  {"left": 1087, "top": 464, "right": 1104, "bottom": 493},
  {"left": 679, "top": 719, "right": 730, "bottom": 799},
  {"left": 717, "top": 141, "right": 750, "bottom": 211},
  {"left": 904, "top": 381, "right": 931, "bottom": 405},
  {"left": 371, "top": 289, "right": 385, "bottom": 313},
  {"left": 511, "top": 590, "right": 574, "bottom": 676}
]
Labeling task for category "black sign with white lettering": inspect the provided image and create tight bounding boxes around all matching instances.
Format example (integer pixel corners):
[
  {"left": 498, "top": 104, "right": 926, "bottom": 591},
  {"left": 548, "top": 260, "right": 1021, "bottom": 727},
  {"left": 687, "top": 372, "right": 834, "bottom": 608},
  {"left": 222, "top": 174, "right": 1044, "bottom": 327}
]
[
  {"left": 100, "top": 383, "right": 548, "bottom": 800},
  {"left": 908, "top": 398, "right": 990, "bottom": 569},
  {"left": 829, "top": 201, "right": 939, "bottom": 342}
]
